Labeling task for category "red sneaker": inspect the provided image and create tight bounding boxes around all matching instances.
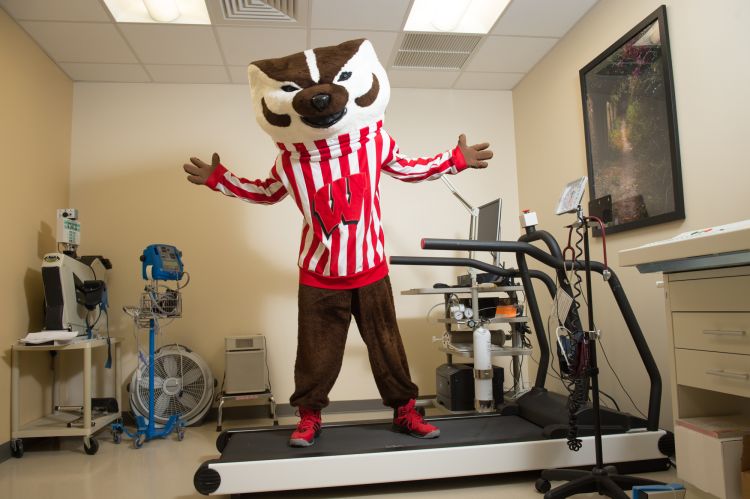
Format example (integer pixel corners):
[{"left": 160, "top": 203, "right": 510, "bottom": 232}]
[
  {"left": 289, "top": 407, "right": 322, "bottom": 447},
  {"left": 392, "top": 400, "right": 440, "bottom": 438}
]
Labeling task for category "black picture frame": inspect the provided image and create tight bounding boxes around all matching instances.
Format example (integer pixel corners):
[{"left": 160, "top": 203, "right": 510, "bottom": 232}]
[{"left": 580, "top": 5, "right": 684, "bottom": 235}]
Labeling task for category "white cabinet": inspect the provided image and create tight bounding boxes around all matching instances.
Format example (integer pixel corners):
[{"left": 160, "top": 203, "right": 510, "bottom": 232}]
[{"left": 621, "top": 222, "right": 750, "bottom": 499}]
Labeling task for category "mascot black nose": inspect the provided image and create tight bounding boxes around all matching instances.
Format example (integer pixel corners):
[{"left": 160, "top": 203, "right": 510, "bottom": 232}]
[{"left": 311, "top": 93, "right": 331, "bottom": 111}]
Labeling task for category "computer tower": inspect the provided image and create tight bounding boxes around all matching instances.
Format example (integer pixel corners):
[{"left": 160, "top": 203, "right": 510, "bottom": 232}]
[
  {"left": 224, "top": 335, "right": 268, "bottom": 394},
  {"left": 436, "top": 363, "right": 504, "bottom": 411}
]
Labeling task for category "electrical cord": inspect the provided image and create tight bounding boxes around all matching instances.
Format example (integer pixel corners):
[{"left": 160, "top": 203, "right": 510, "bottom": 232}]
[
  {"left": 599, "top": 389, "right": 621, "bottom": 413},
  {"left": 586, "top": 215, "right": 609, "bottom": 270},
  {"left": 103, "top": 309, "right": 112, "bottom": 369},
  {"left": 265, "top": 339, "right": 273, "bottom": 394},
  {"left": 176, "top": 271, "right": 191, "bottom": 290},
  {"left": 528, "top": 353, "right": 619, "bottom": 412},
  {"left": 559, "top": 221, "right": 587, "bottom": 451},
  {"left": 573, "top": 262, "right": 647, "bottom": 421},
  {"left": 426, "top": 302, "right": 447, "bottom": 323},
  {"left": 599, "top": 339, "right": 647, "bottom": 419}
]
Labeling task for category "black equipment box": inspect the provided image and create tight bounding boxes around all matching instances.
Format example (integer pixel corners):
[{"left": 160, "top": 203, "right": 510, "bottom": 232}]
[
  {"left": 457, "top": 272, "right": 500, "bottom": 287},
  {"left": 436, "top": 363, "right": 504, "bottom": 411}
]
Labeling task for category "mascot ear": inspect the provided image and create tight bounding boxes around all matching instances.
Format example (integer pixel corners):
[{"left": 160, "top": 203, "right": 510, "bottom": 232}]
[
  {"left": 247, "top": 64, "right": 262, "bottom": 87},
  {"left": 358, "top": 39, "right": 377, "bottom": 58}
]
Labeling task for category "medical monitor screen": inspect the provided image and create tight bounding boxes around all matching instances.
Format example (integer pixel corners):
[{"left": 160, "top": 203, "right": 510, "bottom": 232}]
[
  {"left": 473, "top": 198, "right": 502, "bottom": 266},
  {"left": 476, "top": 199, "right": 502, "bottom": 242}
]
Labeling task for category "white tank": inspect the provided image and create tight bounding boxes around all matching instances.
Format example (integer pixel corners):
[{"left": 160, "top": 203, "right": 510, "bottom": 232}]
[{"left": 473, "top": 326, "right": 493, "bottom": 412}]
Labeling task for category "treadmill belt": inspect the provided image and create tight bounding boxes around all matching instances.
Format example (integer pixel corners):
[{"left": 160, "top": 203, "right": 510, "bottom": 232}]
[{"left": 219, "top": 415, "right": 544, "bottom": 463}]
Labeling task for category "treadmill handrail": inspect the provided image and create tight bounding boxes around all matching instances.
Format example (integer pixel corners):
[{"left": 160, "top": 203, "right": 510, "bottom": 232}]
[{"left": 393, "top": 237, "right": 662, "bottom": 432}]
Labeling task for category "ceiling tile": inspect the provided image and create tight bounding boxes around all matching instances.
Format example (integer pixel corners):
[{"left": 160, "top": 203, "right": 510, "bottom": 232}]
[
  {"left": 19, "top": 21, "right": 137, "bottom": 63},
  {"left": 58, "top": 63, "right": 150, "bottom": 82},
  {"left": 492, "top": 0, "right": 598, "bottom": 37},
  {"left": 310, "top": 30, "right": 399, "bottom": 64},
  {"left": 310, "top": 0, "right": 410, "bottom": 31},
  {"left": 119, "top": 24, "right": 223, "bottom": 65},
  {"left": 454, "top": 72, "right": 525, "bottom": 91},
  {"left": 465, "top": 36, "right": 558, "bottom": 73},
  {"left": 386, "top": 70, "right": 459, "bottom": 89},
  {"left": 0, "top": 0, "right": 111, "bottom": 22},
  {"left": 215, "top": 27, "right": 307, "bottom": 65},
  {"left": 146, "top": 65, "right": 230, "bottom": 84},
  {"left": 228, "top": 66, "right": 249, "bottom": 85}
]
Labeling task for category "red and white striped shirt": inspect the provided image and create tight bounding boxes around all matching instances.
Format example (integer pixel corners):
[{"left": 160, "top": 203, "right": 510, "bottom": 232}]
[{"left": 206, "top": 120, "right": 468, "bottom": 289}]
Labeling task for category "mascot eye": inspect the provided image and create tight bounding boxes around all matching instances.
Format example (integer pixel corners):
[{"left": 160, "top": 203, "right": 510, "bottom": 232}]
[
  {"left": 281, "top": 85, "right": 298, "bottom": 92},
  {"left": 337, "top": 72, "right": 352, "bottom": 82}
]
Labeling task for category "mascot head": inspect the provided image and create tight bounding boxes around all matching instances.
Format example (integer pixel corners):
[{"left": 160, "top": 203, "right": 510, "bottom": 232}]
[{"left": 247, "top": 39, "right": 390, "bottom": 144}]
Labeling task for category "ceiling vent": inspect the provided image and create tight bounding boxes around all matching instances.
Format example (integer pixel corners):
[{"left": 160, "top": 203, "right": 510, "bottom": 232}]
[
  {"left": 393, "top": 33, "right": 482, "bottom": 70},
  {"left": 221, "top": 0, "right": 296, "bottom": 22}
]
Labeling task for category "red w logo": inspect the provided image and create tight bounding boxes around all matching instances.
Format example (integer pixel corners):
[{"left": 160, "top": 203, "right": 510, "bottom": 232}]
[{"left": 313, "top": 173, "right": 367, "bottom": 237}]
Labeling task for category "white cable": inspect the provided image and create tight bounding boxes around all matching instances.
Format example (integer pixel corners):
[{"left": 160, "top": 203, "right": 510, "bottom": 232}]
[{"left": 425, "top": 301, "right": 447, "bottom": 323}]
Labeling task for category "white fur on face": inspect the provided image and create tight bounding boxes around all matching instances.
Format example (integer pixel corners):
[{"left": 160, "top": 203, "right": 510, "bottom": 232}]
[
  {"left": 304, "top": 49, "right": 320, "bottom": 83},
  {"left": 247, "top": 40, "right": 390, "bottom": 145}
]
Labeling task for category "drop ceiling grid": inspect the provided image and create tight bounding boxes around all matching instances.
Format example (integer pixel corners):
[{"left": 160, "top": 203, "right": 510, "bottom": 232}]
[{"left": 1, "top": 0, "right": 599, "bottom": 89}]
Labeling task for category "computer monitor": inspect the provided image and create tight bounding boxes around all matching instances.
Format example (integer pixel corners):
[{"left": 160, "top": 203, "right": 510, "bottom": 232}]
[{"left": 474, "top": 198, "right": 502, "bottom": 266}]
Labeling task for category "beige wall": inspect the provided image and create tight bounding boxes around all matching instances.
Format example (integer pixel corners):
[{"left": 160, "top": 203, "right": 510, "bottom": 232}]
[
  {"left": 69, "top": 83, "right": 520, "bottom": 408},
  {"left": 513, "top": 0, "right": 750, "bottom": 428},
  {"left": 0, "top": 8, "right": 73, "bottom": 443}
]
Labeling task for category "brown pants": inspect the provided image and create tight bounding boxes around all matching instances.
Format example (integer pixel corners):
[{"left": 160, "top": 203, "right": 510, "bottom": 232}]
[{"left": 289, "top": 276, "right": 418, "bottom": 410}]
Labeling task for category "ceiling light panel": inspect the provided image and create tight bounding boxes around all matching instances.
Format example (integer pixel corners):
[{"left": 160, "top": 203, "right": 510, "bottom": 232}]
[
  {"left": 404, "top": 0, "right": 512, "bottom": 34},
  {"left": 102, "top": 0, "right": 211, "bottom": 24},
  {"left": 0, "top": 0, "right": 111, "bottom": 22}
]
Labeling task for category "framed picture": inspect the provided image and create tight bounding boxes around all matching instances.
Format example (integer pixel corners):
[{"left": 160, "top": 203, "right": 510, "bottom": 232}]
[{"left": 580, "top": 5, "right": 684, "bottom": 235}]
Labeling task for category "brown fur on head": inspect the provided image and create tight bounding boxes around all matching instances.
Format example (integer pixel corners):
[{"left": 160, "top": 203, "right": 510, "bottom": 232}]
[{"left": 247, "top": 39, "right": 390, "bottom": 144}]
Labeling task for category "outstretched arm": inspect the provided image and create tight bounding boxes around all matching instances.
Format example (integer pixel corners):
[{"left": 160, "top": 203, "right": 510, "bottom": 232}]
[
  {"left": 183, "top": 153, "right": 288, "bottom": 205},
  {"left": 382, "top": 134, "right": 493, "bottom": 183}
]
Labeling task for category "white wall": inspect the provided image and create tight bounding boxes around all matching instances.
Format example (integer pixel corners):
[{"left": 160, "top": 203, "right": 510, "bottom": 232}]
[
  {"left": 69, "top": 83, "right": 520, "bottom": 408},
  {"left": 513, "top": 0, "right": 750, "bottom": 429}
]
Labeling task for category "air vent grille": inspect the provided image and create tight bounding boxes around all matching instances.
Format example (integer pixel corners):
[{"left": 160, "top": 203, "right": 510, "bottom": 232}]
[
  {"left": 394, "top": 33, "right": 482, "bottom": 70},
  {"left": 221, "top": 0, "right": 296, "bottom": 21}
]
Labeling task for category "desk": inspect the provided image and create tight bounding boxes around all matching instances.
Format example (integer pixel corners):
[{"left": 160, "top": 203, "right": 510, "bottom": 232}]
[
  {"left": 11, "top": 338, "right": 122, "bottom": 457},
  {"left": 621, "top": 221, "right": 750, "bottom": 499}
]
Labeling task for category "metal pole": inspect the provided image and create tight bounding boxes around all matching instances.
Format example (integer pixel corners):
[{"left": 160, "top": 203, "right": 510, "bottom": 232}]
[
  {"left": 148, "top": 317, "right": 155, "bottom": 436},
  {"left": 581, "top": 211, "right": 604, "bottom": 468},
  {"left": 83, "top": 346, "right": 92, "bottom": 433}
]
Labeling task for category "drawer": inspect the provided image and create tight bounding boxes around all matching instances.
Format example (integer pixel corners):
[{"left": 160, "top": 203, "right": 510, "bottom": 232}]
[
  {"left": 668, "top": 275, "right": 750, "bottom": 312},
  {"left": 673, "top": 313, "right": 750, "bottom": 355},
  {"left": 675, "top": 348, "right": 750, "bottom": 398}
]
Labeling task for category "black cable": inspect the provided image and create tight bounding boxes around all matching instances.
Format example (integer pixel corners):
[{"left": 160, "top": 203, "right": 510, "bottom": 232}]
[
  {"left": 599, "top": 340, "right": 647, "bottom": 419},
  {"left": 265, "top": 339, "right": 273, "bottom": 393},
  {"left": 563, "top": 226, "right": 582, "bottom": 451},
  {"left": 104, "top": 309, "right": 112, "bottom": 369},
  {"left": 599, "top": 389, "right": 621, "bottom": 412},
  {"left": 569, "top": 262, "right": 646, "bottom": 422}
]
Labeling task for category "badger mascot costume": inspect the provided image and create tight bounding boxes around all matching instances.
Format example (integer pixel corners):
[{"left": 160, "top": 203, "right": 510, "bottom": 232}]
[{"left": 184, "top": 39, "right": 492, "bottom": 447}]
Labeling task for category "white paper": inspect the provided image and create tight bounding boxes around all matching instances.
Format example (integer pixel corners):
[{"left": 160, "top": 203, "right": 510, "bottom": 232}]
[
  {"left": 556, "top": 177, "right": 588, "bottom": 215},
  {"left": 638, "top": 219, "right": 750, "bottom": 249},
  {"left": 20, "top": 330, "right": 78, "bottom": 345}
]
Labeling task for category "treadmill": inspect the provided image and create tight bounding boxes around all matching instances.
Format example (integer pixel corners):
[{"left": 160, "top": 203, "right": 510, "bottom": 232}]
[{"left": 194, "top": 231, "right": 672, "bottom": 496}]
